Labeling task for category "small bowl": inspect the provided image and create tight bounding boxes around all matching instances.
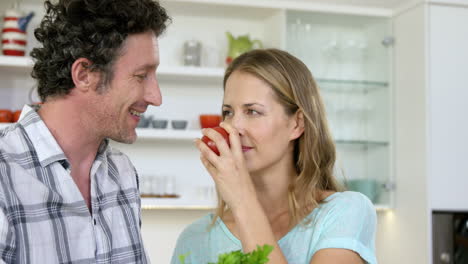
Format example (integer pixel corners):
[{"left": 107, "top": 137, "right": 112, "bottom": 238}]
[
  {"left": 171, "top": 120, "right": 188, "bottom": 130},
  {"left": 152, "top": 119, "right": 168, "bottom": 129},
  {"left": 137, "top": 115, "right": 152, "bottom": 128}
]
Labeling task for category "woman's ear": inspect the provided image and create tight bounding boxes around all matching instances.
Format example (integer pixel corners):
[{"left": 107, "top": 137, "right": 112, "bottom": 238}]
[
  {"left": 70, "top": 58, "right": 101, "bottom": 93},
  {"left": 290, "top": 110, "right": 305, "bottom": 140}
]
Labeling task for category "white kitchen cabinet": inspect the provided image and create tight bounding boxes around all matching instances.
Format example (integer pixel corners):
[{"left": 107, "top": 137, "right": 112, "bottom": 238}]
[
  {"left": 427, "top": 4, "right": 468, "bottom": 212},
  {"left": 0, "top": 0, "right": 395, "bottom": 210}
]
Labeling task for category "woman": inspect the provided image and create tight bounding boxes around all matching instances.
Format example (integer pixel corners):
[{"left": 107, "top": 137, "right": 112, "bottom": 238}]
[{"left": 171, "top": 49, "right": 377, "bottom": 264}]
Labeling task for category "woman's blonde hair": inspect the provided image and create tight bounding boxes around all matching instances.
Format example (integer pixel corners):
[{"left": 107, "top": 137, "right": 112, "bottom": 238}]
[{"left": 212, "top": 48, "right": 343, "bottom": 227}]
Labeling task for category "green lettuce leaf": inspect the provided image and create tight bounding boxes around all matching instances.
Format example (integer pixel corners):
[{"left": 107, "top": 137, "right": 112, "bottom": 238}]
[{"left": 180, "top": 244, "right": 274, "bottom": 264}]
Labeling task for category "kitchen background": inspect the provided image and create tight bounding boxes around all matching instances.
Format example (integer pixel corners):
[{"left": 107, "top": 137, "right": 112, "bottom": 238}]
[{"left": 0, "top": 0, "right": 467, "bottom": 263}]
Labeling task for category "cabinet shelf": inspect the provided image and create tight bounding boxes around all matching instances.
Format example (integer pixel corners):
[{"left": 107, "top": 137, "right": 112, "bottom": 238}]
[
  {"left": 157, "top": 65, "right": 225, "bottom": 82},
  {"left": 141, "top": 197, "right": 216, "bottom": 210},
  {"left": 0, "top": 124, "right": 201, "bottom": 140},
  {"left": 0, "top": 123, "right": 15, "bottom": 129},
  {"left": 317, "top": 78, "right": 389, "bottom": 93},
  {"left": 136, "top": 128, "right": 388, "bottom": 147},
  {"left": 0, "top": 56, "right": 33, "bottom": 74},
  {"left": 335, "top": 139, "right": 389, "bottom": 147},
  {"left": 136, "top": 128, "right": 201, "bottom": 140},
  {"left": 141, "top": 197, "right": 391, "bottom": 211},
  {"left": 0, "top": 56, "right": 33, "bottom": 68},
  {"left": 0, "top": 56, "right": 390, "bottom": 89},
  {"left": 0, "top": 56, "right": 224, "bottom": 82},
  {"left": 0, "top": 124, "right": 388, "bottom": 148}
]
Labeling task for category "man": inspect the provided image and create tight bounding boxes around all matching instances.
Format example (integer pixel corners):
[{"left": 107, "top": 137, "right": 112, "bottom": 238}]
[{"left": 0, "top": 0, "right": 170, "bottom": 263}]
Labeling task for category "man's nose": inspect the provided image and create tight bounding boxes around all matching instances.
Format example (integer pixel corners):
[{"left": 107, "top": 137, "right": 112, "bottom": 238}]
[{"left": 145, "top": 74, "right": 162, "bottom": 106}]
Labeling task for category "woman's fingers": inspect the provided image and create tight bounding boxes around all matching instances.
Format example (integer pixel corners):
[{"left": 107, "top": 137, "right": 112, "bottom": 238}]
[
  {"left": 195, "top": 137, "right": 222, "bottom": 169},
  {"left": 219, "top": 122, "right": 244, "bottom": 160},
  {"left": 202, "top": 127, "right": 231, "bottom": 157},
  {"left": 199, "top": 154, "right": 217, "bottom": 178}
]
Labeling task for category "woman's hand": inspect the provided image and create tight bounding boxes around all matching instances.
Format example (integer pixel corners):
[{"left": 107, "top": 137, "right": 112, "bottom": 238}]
[
  {"left": 195, "top": 122, "right": 257, "bottom": 211},
  {"left": 195, "top": 122, "right": 289, "bottom": 264}
]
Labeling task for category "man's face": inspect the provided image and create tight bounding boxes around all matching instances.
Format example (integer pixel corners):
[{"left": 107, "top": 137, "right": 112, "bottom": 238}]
[{"left": 92, "top": 31, "right": 161, "bottom": 143}]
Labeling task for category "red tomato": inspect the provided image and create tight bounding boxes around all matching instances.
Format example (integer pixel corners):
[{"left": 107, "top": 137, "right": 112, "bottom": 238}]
[
  {"left": 201, "top": 126, "right": 230, "bottom": 155},
  {"left": 0, "top": 109, "right": 13, "bottom": 123},
  {"left": 12, "top": 110, "right": 21, "bottom": 122}
]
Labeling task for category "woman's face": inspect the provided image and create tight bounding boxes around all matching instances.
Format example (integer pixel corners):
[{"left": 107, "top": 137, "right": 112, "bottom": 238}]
[{"left": 222, "top": 70, "right": 302, "bottom": 174}]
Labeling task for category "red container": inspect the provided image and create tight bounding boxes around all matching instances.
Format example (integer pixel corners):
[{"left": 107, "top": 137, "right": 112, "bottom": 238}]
[
  {"left": 199, "top": 114, "right": 222, "bottom": 129},
  {"left": 0, "top": 109, "right": 13, "bottom": 123}
]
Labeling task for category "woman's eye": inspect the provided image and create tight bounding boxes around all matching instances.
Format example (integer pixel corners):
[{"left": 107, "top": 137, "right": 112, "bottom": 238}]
[
  {"left": 247, "top": 109, "right": 260, "bottom": 115},
  {"left": 222, "top": 110, "right": 232, "bottom": 117}
]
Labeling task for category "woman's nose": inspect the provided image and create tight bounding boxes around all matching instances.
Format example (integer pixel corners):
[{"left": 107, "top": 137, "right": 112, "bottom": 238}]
[{"left": 228, "top": 114, "right": 244, "bottom": 135}]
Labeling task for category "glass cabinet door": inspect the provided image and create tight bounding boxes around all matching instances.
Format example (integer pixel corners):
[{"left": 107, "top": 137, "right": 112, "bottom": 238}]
[{"left": 286, "top": 11, "right": 393, "bottom": 207}]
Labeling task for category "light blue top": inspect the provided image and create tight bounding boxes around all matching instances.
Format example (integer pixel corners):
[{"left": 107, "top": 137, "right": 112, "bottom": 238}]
[{"left": 171, "top": 191, "right": 377, "bottom": 264}]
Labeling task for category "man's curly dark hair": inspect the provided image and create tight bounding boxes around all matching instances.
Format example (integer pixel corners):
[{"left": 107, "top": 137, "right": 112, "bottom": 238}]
[{"left": 30, "top": 0, "right": 170, "bottom": 102}]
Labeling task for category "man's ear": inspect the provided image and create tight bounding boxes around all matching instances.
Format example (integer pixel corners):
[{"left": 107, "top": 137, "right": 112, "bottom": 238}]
[
  {"left": 70, "top": 58, "right": 100, "bottom": 93},
  {"left": 290, "top": 110, "right": 305, "bottom": 140}
]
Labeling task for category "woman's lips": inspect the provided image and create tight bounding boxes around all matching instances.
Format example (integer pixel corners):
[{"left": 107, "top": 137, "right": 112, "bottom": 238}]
[{"left": 242, "top": 146, "right": 253, "bottom": 152}]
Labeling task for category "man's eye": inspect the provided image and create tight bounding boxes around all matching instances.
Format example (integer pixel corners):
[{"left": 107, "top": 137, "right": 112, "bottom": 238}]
[{"left": 136, "top": 74, "right": 147, "bottom": 80}]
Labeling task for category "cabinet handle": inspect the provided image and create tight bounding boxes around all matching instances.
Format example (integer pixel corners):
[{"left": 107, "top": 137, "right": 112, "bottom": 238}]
[
  {"left": 440, "top": 252, "right": 451, "bottom": 263},
  {"left": 381, "top": 36, "right": 395, "bottom": 47},
  {"left": 382, "top": 181, "right": 396, "bottom": 191}
]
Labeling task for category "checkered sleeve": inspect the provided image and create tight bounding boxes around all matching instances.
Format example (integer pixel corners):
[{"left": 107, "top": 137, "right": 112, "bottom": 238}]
[{"left": 0, "top": 201, "right": 15, "bottom": 263}]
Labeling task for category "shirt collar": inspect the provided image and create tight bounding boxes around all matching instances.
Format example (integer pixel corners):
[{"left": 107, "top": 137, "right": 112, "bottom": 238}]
[{"left": 18, "top": 104, "right": 109, "bottom": 168}]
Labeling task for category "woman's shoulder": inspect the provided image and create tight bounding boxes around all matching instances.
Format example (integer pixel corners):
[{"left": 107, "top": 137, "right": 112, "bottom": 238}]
[
  {"left": 177, "top": 213, "right": 214, "bottom": 242},
  {"left": 322, "top": 191, "right": 374, "bottom": 210},
  {"left": 311, "top": 191, "right": 376, "bottom": 223},
  {"left": 303, "top": 191, "right": 378, "bottom": 264},
  {"left": 172, "top": 214, "right": 214, "bottom": 263}
]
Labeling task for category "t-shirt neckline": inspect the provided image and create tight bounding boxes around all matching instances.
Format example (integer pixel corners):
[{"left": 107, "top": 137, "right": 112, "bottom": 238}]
[{"left": 214, "top": 192, "right": 341, "bottom": 246}]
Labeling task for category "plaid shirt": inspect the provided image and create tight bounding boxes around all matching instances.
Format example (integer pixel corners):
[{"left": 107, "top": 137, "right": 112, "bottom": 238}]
[{"left": 0, "top": 105, "right": 150, "bottom": 264}]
